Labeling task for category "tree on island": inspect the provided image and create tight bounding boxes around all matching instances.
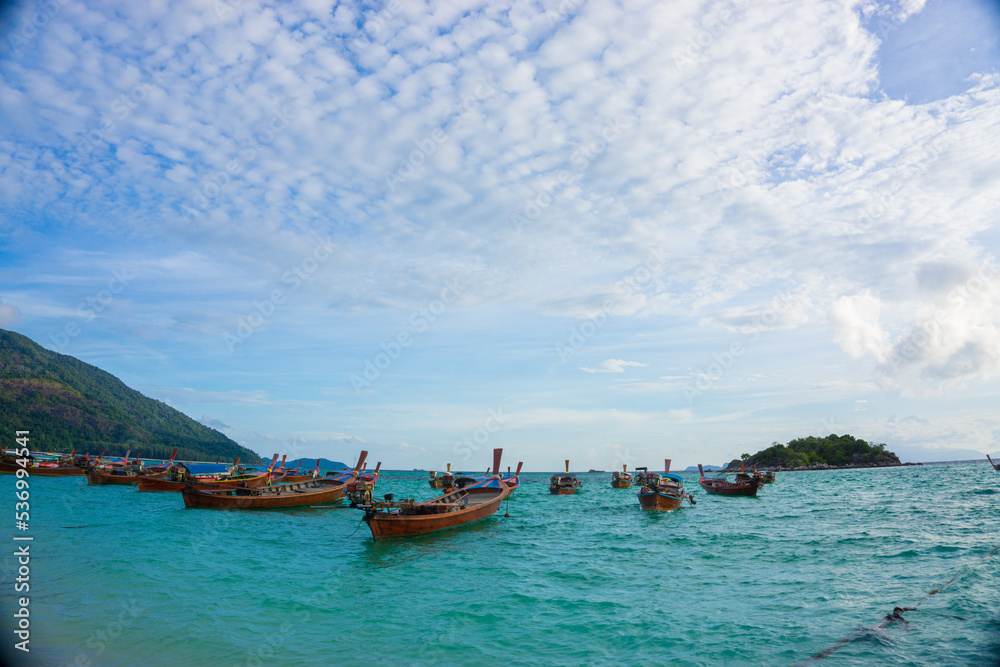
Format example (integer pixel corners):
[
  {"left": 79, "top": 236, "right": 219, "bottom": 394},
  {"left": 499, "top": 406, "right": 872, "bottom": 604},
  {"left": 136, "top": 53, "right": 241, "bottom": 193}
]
[{"left": 740, "top": 434, "right": 900, "bottom": 469}]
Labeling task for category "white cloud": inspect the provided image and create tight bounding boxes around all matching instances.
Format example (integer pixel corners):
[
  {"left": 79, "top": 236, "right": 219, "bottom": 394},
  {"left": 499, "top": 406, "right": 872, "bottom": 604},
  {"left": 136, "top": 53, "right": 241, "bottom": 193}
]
[
  {"left": 828, "top": 290, "right": 889, "bottom": 362},
  {"left": 3, "top": 0, "right": 1000, "bottom": 468},
  {"left": 0, "top": 302, "right": 21, "bottom": 326},
  {"left": 581, "top": 359, "right": 648, "bottom": 374}
]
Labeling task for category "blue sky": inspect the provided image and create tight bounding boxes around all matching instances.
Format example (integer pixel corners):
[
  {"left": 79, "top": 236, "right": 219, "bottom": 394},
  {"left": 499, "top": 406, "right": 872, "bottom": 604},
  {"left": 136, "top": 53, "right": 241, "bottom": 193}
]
[{"left": 2, "top": 0, "right": 999, "bottom": 470}]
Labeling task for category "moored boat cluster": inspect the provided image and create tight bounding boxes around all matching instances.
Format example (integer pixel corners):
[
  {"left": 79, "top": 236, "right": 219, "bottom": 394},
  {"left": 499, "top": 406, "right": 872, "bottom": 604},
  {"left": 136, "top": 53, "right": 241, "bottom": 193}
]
[{"left": 2, "top": 446, "right": 790, "bottom": 541}]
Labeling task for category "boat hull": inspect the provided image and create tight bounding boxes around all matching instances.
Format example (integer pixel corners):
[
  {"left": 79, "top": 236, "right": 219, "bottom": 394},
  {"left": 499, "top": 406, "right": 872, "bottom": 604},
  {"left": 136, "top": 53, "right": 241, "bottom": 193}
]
[
  {"left": 181, "top": 478, "right": 349, "bottom": 509},
  {"left": 272, "top": 473, "right": 314, "bottom": 484},
  {"left": 610, "top": 479, "right": 632, "bottom": 488},
  {"left": 549, "top": 486, "right": 579, "bottom": 495},
  {"left": 699, "top": 480, "right": 759, "bottom": 497},
  {"left": 364, "top": 485, "right": 510, "bottom": 540},
  {"left": 137, "top": 472, "right": 268, "bottom": 492},
  {"left": 637, "top": 491, "right": 683, "bottom": 511},
  {"left": 0, "top": 460, "right": 85, "bottom": 476},
  {"left": 86, "top": 469, "right": 141, "bottom": 485}
]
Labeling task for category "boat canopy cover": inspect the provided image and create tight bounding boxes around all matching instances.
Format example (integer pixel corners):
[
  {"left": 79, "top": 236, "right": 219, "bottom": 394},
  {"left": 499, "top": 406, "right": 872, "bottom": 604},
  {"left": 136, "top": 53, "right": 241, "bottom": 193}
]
[
  {"left": 663, "top": 474, "right": 684, "bottom": 484},
  {"left": 179, "top": 463, "right": 232, "bottom": 475}
]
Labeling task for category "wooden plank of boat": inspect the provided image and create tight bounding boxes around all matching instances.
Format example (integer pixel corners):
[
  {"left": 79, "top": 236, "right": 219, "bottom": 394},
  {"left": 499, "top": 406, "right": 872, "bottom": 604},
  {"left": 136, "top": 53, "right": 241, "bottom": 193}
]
[
  {"left": 181, "top": 451, "right": 368, "bottom": 509},
  {"left": 361, "top": 449, "right": 511, "bottom": 540}
]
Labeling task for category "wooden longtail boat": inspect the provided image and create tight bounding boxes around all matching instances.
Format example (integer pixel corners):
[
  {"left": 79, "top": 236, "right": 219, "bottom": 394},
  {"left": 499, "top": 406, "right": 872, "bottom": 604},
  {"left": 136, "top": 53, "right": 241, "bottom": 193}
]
[
  {"left": 449, "top": 461, "right": 522, "bottom": 492},
  {"left": 270, "top": 455, "right": 321, "bottom": 484},
  {"left": 347, "top": 462, "right": 382, "bottom": 506},
  {"left": 549, "top": 459, "right": 582, "bottom": 495},
  {"left": 698, "top": 463, "right": 762, "bottom": 497},
  {"left": 137, "top": 455, "right": 276, "bottom": 492},
  {"left": 142, "top": 448, "right": 179, "bottom": 476},
  {"left": 269, "top": 455, "right": 290, "bottom": 481},
  {"left": 987, "top": 454, "right": 1000, "bottom": 472},
  {"left": 429, "top": 463, "right": 456, "bottom": 489},
  {"left": 86, "top": 449, "right": 146, "bottom": 485},
  {"left": 73, "top": 450, "right": 106, "bottom": 470},
  {"left": 636, "top": 459, "right": 696, "bottom": 511},
  {"left": 0, "top": 460, "right": 85, "bottom": 476},
  {"left": 0, "top": 451, "right": 86, "bottom": 476},
  {"left": 181, "top": 452, "right": 368, "bottom": 509},
  {"left": 87, "top": 467, "right": 142, "bottom": 485},
  {"left": 611, "top": 464, "right": 633, "bottom": 488},
  {"left": 359, "top": 449, "right": 511, "bottom": 540}
]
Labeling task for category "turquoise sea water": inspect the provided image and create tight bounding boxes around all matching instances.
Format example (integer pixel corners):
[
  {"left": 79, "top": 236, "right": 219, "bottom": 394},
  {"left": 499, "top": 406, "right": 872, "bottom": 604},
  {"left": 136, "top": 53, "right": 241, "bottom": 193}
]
[{"left": 2, "top": 463, "right": 999, "bottom": 666}]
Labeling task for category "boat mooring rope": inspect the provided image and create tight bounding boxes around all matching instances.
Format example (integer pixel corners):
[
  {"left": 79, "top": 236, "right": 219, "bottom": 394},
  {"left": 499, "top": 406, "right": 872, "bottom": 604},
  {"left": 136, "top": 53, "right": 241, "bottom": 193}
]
[
  {"left": 794, "top": 543, "right": 1000, "bottom": 665},
  {"left": 346, "top": 516, "right": 366, "bottom": 538}
]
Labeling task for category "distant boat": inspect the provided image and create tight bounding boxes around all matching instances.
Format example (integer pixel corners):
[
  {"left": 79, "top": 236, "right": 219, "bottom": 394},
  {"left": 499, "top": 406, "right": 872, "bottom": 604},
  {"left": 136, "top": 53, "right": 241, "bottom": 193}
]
[
  {"left": 611, "top": 464, "right": 633, "bottom": 488},
  {"left": 636, "top": 459, "right": 696, "bottom": 511},
  {"left": 755, "top": 467, "right": 776, "bottom": 484},
  {"left": 358, "top": 448, "right": 512, "bottom": 540},
  {"left": 698, "top": 463, "right": 762, "bottom": 497},
  {"left": 181, "top": 451, "right": 368, "bottom": 509},
  {"left": 429, "top": 463, "right": 456, "bottom": 489},
  {"left": 988, "top": 455, "right": 1000, "bottom": 471},
  {"left": 550, "top": 460, "right": 582, "bottom": 495}
]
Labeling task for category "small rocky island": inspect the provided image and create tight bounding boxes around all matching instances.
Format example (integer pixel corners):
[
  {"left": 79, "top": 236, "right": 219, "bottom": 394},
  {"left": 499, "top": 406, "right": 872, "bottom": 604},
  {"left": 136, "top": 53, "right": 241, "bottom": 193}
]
[{"left": 723, "top": 434, "right": 920, "bottom": 472}]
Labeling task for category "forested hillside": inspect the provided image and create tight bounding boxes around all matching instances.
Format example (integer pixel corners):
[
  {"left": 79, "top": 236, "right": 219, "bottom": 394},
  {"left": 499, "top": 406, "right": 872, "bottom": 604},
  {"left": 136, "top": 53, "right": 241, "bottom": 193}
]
[
  {"left": 742, "top": 434, "right": 901, "bottom": 469},
  {"left": 0, "top": 329, "right": 263, "bottom": 463}
]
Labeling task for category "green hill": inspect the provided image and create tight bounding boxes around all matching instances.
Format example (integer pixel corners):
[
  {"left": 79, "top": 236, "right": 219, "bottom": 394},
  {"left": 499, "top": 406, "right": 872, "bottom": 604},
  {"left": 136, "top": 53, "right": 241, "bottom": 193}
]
[
  {"left": 738, "top": 434, "right": 901, "bottom": 470},
  {"left": 0, "top": 329, "right": 263, "bottom": 463},
  {"left": 286, "top": 458, "right": 349, "bottom": 471}
]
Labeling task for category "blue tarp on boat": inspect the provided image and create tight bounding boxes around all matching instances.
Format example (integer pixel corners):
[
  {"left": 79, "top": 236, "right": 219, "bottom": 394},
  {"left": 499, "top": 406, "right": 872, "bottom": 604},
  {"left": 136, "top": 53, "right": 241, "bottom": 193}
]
[
  {"left": 461, "top": 477, "right": 503, "bottom": 490},
  {"left": 179, "top": 464, "right": 232, "bottom": 475}
]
